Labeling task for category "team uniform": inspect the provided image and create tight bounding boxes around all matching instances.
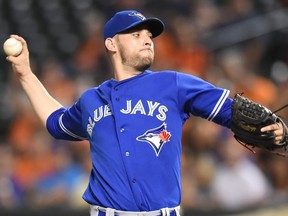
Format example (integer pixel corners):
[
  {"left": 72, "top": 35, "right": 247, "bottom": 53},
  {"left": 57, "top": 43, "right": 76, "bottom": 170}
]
[{"left": 46, "top": 70, "right": 232, "bottom": 215}]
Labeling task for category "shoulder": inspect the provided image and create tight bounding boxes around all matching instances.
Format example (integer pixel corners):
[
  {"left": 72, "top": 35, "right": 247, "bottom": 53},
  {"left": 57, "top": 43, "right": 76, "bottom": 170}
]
[
  {"left": 81, "top": 87, "right": 97, "bottom": 97},
  {"left": 79, "top": 79, "right": 113, "bottom": 99},
  {"left": 143, "top": 70, "right": 179, "bottom": 80},
  {"left": 146, "top": 69, "right": 177, "bottom": 76},
  {"left": 142, "top": 70, "right": 209, "bottom": 88},
  {"left": 147, "top": 70, "right": 202, "bottom": 80}
]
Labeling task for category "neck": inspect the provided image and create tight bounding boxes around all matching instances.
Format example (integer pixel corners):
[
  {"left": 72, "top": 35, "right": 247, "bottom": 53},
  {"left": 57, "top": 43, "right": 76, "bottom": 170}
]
[
  {"left": 113, "top": 64, "right": 143, "bottom": 81},
  {"left": 114, "top": 70, "right": 142, "bottom": 81},
  {"left": 110, "top": 53, "right": 147, "bottom": 81}
]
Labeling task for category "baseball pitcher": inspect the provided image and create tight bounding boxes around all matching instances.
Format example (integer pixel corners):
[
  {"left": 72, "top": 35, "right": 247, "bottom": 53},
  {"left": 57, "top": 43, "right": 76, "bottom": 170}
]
[{"left": 5, "top": 10, "right": 288, "bottom": 216}]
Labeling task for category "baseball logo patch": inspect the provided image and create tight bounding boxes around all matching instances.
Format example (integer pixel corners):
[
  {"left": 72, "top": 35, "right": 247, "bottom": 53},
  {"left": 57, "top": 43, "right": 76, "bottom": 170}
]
[
  {"left": 136, "top": 123, "right": 171, "bottom": 157},
  {"left": 128, "top": 12, "right": 146, "bottom": 20}
]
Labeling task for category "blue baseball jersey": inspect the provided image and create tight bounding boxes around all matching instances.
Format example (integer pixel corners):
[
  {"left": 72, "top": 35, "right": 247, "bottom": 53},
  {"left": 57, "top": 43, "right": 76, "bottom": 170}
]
[{"left": 46, "top": 70, "right": 232, "bottom": 211}]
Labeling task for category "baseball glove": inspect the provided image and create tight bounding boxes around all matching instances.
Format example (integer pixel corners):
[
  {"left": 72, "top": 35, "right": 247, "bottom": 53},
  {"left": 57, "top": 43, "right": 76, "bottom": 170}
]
[{"left": 230, "top": 93, "right": 288, "bottom": 156}]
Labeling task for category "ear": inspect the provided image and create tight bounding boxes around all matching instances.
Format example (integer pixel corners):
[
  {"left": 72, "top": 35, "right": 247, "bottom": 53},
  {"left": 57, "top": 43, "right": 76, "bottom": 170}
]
[{"left": 105, "top": 38, "right": 117, "bottom": 52}]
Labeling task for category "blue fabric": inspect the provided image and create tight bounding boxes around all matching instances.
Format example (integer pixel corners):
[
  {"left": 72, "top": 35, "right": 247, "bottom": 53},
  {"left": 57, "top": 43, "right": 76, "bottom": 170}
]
[
  {"left": 103, "top": 10, "right": 164, "bottom": 40},
  {"left": 95, "top": 210, "right": 178, "bottom": 216},
  {"left": 46, "top": 70, "right": 232, "bottom": 211}
]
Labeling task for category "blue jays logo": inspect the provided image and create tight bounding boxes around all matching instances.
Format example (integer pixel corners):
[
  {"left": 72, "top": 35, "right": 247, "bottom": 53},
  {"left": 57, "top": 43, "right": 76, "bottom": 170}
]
[
  {"left": 128, "top": 12, "right": 146, "bottom": 20},
  {"left": 136, "top": 123, "right": 171, "bottom": 157}
]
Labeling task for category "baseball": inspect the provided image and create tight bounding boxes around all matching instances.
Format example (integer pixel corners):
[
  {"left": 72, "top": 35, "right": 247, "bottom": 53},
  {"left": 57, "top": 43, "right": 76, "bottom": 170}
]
[{"left": 3, "top": 38, "right": 23, "bottom": 56}]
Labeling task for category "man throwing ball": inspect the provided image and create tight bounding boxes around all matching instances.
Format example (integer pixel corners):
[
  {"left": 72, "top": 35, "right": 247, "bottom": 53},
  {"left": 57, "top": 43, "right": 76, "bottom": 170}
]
[{"left": 5, "top": 10, "right": 288, "bottom": 216}]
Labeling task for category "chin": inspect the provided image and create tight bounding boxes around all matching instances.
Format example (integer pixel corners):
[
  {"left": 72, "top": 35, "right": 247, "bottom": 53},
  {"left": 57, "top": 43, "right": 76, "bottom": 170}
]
[
  {"left": 137, "top": 62, "right": 152, "bottom": 71},
  {"left": 134, "top": 56, "right": 154, "bottom": 71}
]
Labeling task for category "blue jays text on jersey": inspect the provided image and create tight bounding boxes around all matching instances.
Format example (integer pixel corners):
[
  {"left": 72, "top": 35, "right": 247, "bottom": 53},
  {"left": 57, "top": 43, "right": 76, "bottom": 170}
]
[
  {"left": 92, "top": 99, "right": 168, "bottom": 124},
  {"left": 46, "top": 70, "right": 232, "bottom": 211}
]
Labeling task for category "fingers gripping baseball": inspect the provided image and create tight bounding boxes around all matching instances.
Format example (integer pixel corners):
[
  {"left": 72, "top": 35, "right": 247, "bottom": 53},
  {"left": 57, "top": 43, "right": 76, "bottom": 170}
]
[{"left": 5, "top": 35, "right": 32, "bottom": 78}]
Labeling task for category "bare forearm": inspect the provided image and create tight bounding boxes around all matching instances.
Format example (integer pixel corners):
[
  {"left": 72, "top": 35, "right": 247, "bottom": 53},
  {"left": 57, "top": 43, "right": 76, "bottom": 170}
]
[
  {"left": 5, "top": 35, "right": 63, "bottom": 126},
  {"left": 19, "top": 72, "right": 63, "bottom": 126}
]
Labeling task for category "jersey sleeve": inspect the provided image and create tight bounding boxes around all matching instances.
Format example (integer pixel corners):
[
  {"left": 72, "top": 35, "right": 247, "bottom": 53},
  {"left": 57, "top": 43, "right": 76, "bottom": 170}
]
[
  {"left": 176, "top": 72, "right": 232, "bottom": 128},
  {"left": 46, "top": 100, "right": 87, "bottom": 141}
]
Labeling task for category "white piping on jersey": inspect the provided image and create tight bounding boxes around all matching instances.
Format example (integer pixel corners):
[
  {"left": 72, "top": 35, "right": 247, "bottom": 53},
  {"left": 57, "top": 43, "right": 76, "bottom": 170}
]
[
  {"left": 59, "top": 114, "right": 86, "bottom": 140},
  {"left": 207, "top": 89, "right": 230, "bottom": 121}
]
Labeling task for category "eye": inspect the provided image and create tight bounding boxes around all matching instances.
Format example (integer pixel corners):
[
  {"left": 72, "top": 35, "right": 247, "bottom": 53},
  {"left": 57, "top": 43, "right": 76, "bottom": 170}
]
[
  {"left": 147, "top": 133, "right": 154, "bottom": 138},
  {"left": 132, "top": 33, "right": 140, "bottom": 37}
]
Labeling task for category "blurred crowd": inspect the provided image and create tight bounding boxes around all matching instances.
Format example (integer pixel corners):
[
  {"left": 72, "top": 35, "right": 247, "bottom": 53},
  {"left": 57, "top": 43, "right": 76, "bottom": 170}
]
[{"left": 0, "top": 0, "right": 288, "bottom": 212}]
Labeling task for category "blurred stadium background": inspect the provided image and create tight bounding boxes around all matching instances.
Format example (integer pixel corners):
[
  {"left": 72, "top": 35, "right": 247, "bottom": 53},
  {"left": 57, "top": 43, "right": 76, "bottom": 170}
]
[{"left": 1, "top": 0, "right": 288, "bottom": 215}]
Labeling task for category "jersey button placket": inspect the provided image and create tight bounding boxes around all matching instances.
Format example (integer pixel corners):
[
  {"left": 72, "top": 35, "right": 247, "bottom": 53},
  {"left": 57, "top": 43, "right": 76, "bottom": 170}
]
[
  {"left": 114, "top": 86, "right": 120, "bottom": 101},
  {"left": 113, "top": 85, "right": 132, "bottom": 181}
]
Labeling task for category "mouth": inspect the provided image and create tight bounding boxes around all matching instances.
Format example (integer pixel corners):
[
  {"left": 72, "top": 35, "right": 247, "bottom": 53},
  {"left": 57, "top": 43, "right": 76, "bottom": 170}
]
[{"left": 140, "top": 48, "right": 153, "bottom": 53}]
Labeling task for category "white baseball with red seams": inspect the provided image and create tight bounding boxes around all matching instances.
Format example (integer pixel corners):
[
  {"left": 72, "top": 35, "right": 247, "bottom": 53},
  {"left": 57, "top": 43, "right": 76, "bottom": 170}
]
[{"left": 3, "top": 38, "right": 23, "bottom": 56}]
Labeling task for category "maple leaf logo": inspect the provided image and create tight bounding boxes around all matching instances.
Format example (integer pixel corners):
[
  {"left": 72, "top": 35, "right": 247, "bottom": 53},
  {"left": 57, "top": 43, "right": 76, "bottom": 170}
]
[{"left": 159, "top": 130, "right": 171, "bottom": 142}]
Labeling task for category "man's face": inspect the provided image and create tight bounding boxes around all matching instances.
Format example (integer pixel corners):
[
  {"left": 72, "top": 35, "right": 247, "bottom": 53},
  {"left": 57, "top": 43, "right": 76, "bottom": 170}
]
[{"left": 115, "top": 26, "right": 155, "bottom": 71}]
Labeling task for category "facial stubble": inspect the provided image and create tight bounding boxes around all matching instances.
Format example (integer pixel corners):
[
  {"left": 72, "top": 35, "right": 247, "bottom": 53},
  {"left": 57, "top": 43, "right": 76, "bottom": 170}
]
[{"left": 118, "top": 44, "right": 154, "bottom": 72}]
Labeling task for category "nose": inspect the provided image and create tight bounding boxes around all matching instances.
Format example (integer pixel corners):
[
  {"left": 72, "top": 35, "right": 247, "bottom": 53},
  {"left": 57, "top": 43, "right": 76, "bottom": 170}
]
[
  {"left": 145, "top": 41, "right": 152, "bottom": 47},
  {"left": 144, "top": 36, "right": 152, "bottom": 47},
  {"left": 141, "top": 30, "right": 152, "bottom": 45}
]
